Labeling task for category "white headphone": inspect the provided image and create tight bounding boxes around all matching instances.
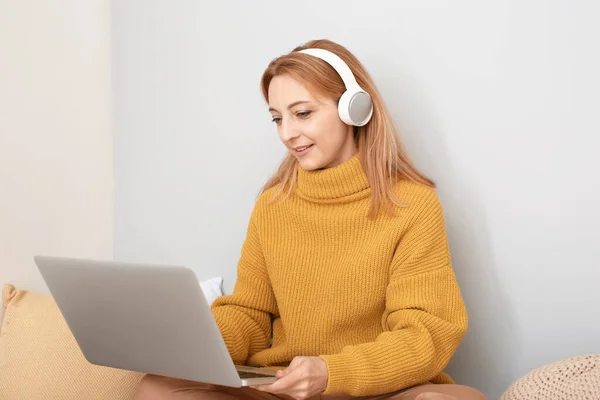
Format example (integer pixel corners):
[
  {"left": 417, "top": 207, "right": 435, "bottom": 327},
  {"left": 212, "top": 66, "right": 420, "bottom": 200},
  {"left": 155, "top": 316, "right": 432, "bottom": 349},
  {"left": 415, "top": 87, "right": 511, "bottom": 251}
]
[{"left": 299, "top": 48, "right": 373, "bottom": 127}]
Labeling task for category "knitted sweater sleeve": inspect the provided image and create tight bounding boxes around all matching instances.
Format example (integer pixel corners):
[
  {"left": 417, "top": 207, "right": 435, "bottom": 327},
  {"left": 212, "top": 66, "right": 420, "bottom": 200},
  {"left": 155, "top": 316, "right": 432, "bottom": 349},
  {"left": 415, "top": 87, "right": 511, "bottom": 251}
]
[
  {"left": 319, "top": 190, "right": 468, "bottom": 396},
  {"left": 210, "top": 202, "right": 277, "bottom": 365}
]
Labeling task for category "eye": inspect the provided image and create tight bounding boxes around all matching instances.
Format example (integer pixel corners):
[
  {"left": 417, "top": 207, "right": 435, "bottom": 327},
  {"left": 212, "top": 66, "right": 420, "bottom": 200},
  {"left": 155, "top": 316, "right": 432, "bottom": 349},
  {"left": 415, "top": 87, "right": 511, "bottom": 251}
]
[
  {"left": 296, "top": 111, "right": 312, "bottom": 119},
  {"left": 271, "top": 116, "right": 282, "bottom": 125}
]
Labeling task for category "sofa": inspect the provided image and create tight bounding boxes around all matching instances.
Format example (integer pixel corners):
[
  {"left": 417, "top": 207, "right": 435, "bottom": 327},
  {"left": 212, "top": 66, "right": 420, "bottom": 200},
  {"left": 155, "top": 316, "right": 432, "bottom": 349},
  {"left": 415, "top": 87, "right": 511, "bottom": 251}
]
[{"left": 1, "top": 282, "right": 599, "bottom": 399}]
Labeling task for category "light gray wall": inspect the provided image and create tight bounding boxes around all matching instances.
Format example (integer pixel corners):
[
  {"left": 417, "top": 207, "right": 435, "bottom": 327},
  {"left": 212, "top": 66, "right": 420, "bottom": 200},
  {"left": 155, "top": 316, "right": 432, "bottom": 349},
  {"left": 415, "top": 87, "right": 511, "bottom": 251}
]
[
  {"left": 0, "top": 0, "right": 113, "bottom": 297},
  {"left": 111, "top": 1, "right": 600, "bottom": 398}
]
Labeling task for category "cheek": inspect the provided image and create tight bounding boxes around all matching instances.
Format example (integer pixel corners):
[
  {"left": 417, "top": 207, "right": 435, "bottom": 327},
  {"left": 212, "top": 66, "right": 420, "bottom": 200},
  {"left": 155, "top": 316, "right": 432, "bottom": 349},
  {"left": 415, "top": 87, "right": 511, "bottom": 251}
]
[
  {"left": 309, "top": 116, "right": 347, "bottom": 149},
  {"left": 321, "top": 120, "right": 348, "bottom": 151}
]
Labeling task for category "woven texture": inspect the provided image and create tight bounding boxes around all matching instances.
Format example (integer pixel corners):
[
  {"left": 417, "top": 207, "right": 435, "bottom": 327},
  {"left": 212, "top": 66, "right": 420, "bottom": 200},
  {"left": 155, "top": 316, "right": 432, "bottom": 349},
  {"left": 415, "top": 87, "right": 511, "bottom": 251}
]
[
  {"left": 0, "top": 283, "right": 143, "bottom": 400},
  {"left": 501, "top": 354, "right": 600, "bottom": 400},
  {"left": 211, "top": 153, "right": 468, "bottom": 396}
]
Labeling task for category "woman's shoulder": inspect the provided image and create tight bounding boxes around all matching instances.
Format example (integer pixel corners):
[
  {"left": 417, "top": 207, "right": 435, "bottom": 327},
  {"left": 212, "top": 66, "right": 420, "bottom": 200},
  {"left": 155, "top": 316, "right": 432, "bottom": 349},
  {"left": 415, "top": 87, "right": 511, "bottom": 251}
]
[
  {"left": 251, "top": 183, "right": 286, "bottom": 216},
  {"left": 255, "top": 183, "right": 284, "bottom": 206},
  {"left": 392, "top": 179, "right": 443, "bottom": 217},
  {"left": 258, "top": 182, "right": 283, "bottom": 201},
  {"left": 393, "top": 178, "right": 439, "bottom": 202}
]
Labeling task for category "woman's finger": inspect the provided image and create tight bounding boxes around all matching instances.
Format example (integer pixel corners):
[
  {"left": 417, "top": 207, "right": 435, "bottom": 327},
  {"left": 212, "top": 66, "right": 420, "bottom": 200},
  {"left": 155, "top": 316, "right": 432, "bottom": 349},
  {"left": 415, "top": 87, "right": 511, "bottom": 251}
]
[{"left": 252, "top": 367, "right": 303, "bottom": 394}]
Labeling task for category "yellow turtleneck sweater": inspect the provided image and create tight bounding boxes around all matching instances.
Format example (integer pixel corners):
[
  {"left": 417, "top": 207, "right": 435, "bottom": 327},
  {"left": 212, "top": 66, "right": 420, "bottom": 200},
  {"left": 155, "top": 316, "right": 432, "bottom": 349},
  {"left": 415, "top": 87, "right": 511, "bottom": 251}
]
[{"left": 210, "top": 153, "right": 468, "bottom": 396}]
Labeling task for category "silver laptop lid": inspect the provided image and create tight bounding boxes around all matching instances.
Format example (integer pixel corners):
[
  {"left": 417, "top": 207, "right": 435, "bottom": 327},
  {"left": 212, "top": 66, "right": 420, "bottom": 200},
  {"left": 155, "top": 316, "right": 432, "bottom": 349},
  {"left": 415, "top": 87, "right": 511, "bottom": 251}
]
[{"left": 34, "top": 256, "right": 243, "bottom": 387}]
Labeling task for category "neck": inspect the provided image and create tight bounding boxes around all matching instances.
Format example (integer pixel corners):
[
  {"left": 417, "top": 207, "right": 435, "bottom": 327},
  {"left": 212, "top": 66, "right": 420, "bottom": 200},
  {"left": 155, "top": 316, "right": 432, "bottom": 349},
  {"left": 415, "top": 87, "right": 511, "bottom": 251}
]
[{"left": 296, "top": 152, "right": 370, "bottom": 201}]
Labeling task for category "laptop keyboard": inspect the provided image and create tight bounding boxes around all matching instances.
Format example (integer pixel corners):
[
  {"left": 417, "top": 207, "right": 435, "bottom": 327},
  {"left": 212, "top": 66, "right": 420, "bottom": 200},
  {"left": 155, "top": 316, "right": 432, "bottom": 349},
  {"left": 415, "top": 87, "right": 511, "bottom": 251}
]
[{"left": 238, "top": 370, "right": 275, "bottom": 379}]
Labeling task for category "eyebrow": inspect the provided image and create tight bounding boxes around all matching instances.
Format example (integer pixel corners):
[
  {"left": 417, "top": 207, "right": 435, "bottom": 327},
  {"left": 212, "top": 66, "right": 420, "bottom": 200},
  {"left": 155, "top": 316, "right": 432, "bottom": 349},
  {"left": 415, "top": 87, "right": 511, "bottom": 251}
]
[{"left": 268, "top": 100, "right": 312, "bottom": 113}]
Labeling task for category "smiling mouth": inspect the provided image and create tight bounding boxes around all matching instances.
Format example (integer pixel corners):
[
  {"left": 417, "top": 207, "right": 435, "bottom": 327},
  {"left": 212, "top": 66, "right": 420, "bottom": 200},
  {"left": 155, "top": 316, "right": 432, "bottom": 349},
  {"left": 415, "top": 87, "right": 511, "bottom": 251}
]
[{"left": 294, "top": 144, "right": 314, "bottom": 152}]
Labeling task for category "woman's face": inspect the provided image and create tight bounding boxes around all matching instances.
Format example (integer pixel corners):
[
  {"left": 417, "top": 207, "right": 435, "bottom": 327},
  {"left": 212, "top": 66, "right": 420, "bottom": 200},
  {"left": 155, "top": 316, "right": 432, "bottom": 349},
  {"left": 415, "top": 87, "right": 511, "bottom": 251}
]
[{"left": 268, "top": 74, "right": 356, "bottom": 171}]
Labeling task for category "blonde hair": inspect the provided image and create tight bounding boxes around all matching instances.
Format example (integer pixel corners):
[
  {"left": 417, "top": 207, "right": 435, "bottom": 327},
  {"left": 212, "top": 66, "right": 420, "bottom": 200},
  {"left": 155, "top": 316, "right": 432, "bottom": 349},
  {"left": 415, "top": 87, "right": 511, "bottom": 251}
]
[{"left": 260, "top": 39, "right": 434, "bottom": 218}]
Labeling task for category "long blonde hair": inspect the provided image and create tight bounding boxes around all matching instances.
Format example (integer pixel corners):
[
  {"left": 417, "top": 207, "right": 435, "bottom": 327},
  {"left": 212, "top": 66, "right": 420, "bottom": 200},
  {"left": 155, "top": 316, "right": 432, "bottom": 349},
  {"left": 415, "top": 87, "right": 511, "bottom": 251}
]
[{"left": 260, "top": 39, "right": 434, "bottom": 218}]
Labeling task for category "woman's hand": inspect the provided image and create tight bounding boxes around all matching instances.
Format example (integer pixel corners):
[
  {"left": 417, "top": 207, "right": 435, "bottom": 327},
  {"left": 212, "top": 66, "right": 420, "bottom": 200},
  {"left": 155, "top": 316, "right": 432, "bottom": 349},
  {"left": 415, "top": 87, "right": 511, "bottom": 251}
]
[{"left": 250, "top": 356, "right": 328, "bottom": 400}]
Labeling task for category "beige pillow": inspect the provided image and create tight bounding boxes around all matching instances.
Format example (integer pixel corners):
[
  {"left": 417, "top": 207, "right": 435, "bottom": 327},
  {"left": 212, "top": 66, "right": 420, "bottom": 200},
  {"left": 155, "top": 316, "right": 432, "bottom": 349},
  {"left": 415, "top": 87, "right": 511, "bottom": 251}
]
[
  {"left": 501, "top": 354, "right": 600, "bottom": 400},
  {"left": 0, "top": 300, "right": 4, "bottom": 330},
  {"left": 0, "top": 284, "right": 143, "bottom": 400}
]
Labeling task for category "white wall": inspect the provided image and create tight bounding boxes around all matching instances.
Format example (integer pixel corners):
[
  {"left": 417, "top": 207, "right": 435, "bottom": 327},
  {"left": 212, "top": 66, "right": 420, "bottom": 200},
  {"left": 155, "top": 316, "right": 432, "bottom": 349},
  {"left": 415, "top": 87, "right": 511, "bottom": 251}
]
[
  {"left": 111, "top": 1, "right": 600, "bottom": 398},
  {"left": 0, "top": 0, "right": 114, "bottom": 321}
]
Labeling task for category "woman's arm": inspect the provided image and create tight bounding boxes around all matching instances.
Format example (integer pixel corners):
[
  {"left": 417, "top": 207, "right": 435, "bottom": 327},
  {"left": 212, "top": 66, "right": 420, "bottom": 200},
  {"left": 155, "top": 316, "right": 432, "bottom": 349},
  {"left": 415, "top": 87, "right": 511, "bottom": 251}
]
[
  {"left": 210, "top": 202, "right": 277, "bottom": 365},
  {"left": 319, "top": 190, "right": 468, "bottom": 396}
]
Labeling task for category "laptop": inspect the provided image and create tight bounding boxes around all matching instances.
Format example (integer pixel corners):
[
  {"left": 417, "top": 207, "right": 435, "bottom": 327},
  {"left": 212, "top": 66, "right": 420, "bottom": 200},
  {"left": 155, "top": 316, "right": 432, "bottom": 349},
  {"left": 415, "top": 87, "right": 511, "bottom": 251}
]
[{"left": 34, "top": 255, "right": 278, "bottom": 387}]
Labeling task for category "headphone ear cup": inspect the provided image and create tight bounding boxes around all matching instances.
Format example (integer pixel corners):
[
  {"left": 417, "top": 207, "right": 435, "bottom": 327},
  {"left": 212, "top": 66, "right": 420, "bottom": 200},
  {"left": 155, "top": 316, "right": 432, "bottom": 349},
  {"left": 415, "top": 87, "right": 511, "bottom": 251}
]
[
  {"left": 337, "top": 90, "right": 355, "bottom": 126},
  {"left": 338, "top": 88, "right": 373, "bottom": 126}
]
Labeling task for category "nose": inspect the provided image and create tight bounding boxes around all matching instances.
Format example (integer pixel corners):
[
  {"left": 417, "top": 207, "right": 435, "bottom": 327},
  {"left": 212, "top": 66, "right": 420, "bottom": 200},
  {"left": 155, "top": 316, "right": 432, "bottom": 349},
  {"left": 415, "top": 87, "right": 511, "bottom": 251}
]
[{"left": 279, "top": 118, "right": 301, "bottom": 143}]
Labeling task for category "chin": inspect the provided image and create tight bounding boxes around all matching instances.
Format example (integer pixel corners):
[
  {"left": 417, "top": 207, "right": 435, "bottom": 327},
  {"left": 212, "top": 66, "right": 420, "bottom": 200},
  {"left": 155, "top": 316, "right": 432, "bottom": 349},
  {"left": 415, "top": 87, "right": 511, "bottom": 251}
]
[{"left": 297, "top": 155, "right": 324, "bottom": 171}]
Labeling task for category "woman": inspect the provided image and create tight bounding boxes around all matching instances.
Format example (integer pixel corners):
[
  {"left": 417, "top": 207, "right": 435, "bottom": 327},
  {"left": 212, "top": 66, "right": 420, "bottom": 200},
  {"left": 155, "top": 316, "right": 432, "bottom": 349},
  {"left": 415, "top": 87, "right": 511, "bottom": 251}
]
[{"left": 134, "top": 39, "right": 486, "bottom": 400}]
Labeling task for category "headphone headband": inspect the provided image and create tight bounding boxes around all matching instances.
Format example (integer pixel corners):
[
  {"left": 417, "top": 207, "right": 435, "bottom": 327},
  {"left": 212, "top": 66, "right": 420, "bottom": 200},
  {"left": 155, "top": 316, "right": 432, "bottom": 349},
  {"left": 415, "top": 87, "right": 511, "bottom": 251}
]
[
  {"left": 299, "top": 48, "right": 359, "bottom": 89},
  {"left": 297, "top": 47, "right": 373, "bottom": 126}
]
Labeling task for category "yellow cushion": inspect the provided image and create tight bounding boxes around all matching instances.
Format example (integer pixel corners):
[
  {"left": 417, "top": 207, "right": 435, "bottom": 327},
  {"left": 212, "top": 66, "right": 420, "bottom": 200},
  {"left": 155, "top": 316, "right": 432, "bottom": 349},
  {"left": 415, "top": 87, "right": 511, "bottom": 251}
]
[{"left": 0, "top": 284, "right": 143, "bottom": 400}]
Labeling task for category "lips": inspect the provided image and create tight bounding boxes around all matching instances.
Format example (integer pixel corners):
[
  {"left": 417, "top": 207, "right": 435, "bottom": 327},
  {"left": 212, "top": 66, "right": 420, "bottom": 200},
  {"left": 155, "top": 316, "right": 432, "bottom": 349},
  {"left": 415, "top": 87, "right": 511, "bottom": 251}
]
[{"left": 294, "top": 144, "right": 314, "bottom": 152}]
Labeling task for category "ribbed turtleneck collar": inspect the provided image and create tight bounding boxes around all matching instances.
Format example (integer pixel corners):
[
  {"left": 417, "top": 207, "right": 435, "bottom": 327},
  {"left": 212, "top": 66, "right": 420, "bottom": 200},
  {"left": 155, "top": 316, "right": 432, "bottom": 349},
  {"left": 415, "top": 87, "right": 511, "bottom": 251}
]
[{"left": 296, "top": 153, "right": 370, "bottom": 201}]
